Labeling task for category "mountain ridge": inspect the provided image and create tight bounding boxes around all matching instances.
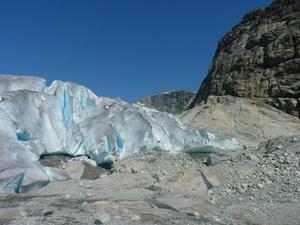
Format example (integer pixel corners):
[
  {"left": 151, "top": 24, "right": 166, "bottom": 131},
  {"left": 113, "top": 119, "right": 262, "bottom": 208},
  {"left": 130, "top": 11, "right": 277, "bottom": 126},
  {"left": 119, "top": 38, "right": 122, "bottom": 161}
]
[
  {"left": 136, "top": 90, "right": 196, "bottom": 114},
  {"left": 189, "top": 0, "right": 300, "bottom": 118}
]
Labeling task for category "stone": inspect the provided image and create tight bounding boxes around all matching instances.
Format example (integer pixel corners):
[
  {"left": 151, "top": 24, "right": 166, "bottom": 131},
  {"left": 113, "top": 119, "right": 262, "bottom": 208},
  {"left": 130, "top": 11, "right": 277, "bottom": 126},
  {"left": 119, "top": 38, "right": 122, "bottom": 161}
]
[
  {"left": 65, "top": 194, "right": 71, "bottom": 199},
  {"left": 241, "top": 183, "right": 249, "bottom": 189},
  {"left": 206, "top": 153, "right": 225, "bottom": 166},
  {"left": 95, "top": 213, "right": 111, "bottom": 223},
  {"left": 131, "top": 168, "right": 138, "bottom": 174},
  {"left": 257, "top": 183, "right": 264, "bottom": 189},
  {"left": 43, "top": 210, "right": 54, "bottom": 216},
  {"left": 226, "top": 188, "right": 232, "bottom": 194},
  {"left": 200, "top": 168, "right": 221, "bottom": 188},
  {"left": 145, "top": 184, "right": 162, "bottom": 192},
  {"left": 94, "top": 219, "right": 104, "bottom": 225},
  {"left": 152, "top": 173, "right": 163, "bottom": 182},
  {"left": 237, "top": 187, "right": 246, "bottom": 194},
  {"left": 191, "top": 211, "right": 200, "bottom": 216},
  {"left": 265, "top": 179, "right": 273, "bottom": 186},
  {"left": 131, "top": 215, "right": 141, "bottom": 221},
  {"left": 156, "top": 194, "right": 216, "bottom": 215},
  {"left": 291, "top": 137, "right": 298, "bottom": 142},
  {"left": 247, "top": 154, "right": 259, "bottom": 163}
]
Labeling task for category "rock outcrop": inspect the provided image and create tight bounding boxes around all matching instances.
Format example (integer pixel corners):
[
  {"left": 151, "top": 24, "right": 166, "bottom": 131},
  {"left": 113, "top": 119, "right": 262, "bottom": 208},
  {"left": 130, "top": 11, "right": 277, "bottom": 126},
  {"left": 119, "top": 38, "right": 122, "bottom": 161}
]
[
  {"left": 181, "top": 95, "right": 300, "bottom": 146},
  {"left": 137, "top": 90, "right": 195, "bottom": 114},
  {"left": 190, "top": 0, "right": 300, "bottom": 118}
]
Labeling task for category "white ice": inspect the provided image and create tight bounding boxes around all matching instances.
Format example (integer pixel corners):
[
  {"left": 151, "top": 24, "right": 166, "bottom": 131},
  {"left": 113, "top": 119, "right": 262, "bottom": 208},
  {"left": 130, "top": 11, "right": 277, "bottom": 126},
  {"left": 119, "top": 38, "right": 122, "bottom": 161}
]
[{"left": 0, "top": 75, "right": 239, "bottom": 193}]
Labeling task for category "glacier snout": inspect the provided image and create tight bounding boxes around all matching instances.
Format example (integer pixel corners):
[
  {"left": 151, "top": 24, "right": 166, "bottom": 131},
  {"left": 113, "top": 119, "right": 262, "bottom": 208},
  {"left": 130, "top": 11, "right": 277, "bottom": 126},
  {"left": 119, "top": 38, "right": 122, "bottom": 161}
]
[{"left": 0, "top": 75, "right": 239, "bottom": 193}]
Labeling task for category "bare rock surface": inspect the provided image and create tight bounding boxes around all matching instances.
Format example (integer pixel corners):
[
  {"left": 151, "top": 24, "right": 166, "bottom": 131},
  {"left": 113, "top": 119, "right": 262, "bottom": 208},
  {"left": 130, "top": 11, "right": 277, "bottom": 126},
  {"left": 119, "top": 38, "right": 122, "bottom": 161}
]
[
  {"left": 190, "top": 0, "right": 300, "bottom": 117},
  {"left": 181, "top": 95, "right": 300, "bottom": 146}
]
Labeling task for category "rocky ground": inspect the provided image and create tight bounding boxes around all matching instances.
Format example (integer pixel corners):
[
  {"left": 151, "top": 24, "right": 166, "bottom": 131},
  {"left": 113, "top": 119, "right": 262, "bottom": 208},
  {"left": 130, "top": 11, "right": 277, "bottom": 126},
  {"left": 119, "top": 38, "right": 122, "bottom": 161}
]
[
  {"left": 181, "top": 95, "right": 300, "bottom": 147},
  {"left": 0, "top": 135, "right": 299, "bottom": 225}
]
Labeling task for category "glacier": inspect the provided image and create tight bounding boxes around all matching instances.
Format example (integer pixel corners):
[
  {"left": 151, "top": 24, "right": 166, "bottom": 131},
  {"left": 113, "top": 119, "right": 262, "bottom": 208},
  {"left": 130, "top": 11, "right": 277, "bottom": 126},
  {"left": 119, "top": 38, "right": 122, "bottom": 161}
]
[{"left": 0, "top": 75, "right": 239, "bottom": 193}]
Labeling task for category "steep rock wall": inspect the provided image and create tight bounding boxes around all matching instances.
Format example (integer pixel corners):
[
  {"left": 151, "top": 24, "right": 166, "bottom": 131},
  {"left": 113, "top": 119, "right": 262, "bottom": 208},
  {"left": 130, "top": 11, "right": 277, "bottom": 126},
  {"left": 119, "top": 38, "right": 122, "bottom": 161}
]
[{"left": 190, "top": 0, "right": 300, "bottom": 117}]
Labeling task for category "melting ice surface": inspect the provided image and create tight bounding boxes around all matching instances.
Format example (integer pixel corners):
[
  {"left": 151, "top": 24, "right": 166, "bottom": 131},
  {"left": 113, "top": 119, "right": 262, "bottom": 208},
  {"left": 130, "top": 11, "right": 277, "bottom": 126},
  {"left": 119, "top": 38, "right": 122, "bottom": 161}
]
[{"left": 0, "top": 76, "right": 239, "bottom": 193}]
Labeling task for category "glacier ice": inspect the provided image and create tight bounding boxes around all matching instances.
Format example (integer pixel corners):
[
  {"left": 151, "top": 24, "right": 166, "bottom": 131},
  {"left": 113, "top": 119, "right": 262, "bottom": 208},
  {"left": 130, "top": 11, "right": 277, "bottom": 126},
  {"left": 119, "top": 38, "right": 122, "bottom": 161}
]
[
  {"left": 0, "top": 75, "right": 239, "bottom": 193},
  {"left": 0, "top": 75, "right": 46, "bottom": 92}
]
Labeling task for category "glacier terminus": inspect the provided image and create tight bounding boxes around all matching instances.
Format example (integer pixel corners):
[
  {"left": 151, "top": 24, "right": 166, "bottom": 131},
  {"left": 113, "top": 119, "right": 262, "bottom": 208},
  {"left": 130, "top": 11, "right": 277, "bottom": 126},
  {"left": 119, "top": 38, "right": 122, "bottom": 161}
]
[{"left": 0, "top": 75, "right": 239, "bottom": 193}]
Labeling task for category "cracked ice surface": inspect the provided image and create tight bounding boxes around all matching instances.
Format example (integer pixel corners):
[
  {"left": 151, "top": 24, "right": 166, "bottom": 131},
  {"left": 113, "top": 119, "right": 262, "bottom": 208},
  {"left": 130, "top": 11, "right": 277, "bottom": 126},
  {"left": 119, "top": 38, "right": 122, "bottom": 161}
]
[{"left": 0, "top": 75, "right": 239, "bottom": 193}]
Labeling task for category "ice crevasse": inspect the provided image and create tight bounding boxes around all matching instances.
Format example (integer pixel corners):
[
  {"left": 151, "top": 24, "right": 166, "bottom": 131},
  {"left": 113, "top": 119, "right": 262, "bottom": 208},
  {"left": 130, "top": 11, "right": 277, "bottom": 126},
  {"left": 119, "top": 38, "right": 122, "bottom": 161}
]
[{"left": 0, "top": 75, "right": 239, "bottom": 193}]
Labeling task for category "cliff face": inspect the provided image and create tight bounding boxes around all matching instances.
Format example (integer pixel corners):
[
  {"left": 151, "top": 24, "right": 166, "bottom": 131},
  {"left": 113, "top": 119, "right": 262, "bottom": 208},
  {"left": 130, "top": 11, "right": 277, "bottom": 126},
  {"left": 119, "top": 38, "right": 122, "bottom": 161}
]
[
  {"left": 190, "top": 0, "right": 300, "bottom": 117},
  {"left": 137, "top": 90, "right": 195, "bottom": 114}
]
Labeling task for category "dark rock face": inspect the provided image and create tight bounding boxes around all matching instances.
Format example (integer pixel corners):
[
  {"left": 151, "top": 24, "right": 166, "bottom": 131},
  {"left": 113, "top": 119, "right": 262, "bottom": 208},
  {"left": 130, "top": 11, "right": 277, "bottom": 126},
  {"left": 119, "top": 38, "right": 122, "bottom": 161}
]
[
  {"left": 137, "top": 90, "right": 195, "bottom": 114},
  {"left": 190, "top": 0, "right": 300, "bottom": 118}
]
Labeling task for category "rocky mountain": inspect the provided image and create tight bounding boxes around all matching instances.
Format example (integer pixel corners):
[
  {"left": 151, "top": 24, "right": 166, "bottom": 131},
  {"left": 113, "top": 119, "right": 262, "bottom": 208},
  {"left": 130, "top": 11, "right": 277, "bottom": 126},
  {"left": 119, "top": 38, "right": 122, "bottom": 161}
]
[
  {"left": 189, "top": 0, "right": 300, "bottom": 118},
  {"left": 136, "top": 90, "right": 195, "bottom": 114}
]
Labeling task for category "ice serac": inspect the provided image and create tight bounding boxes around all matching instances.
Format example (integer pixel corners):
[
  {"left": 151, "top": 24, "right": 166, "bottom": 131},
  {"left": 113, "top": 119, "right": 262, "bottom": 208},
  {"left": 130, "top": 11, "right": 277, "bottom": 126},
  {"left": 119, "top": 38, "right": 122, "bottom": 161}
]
[{"left": 0, "top": 75, "right": 239, "bottom": 193}]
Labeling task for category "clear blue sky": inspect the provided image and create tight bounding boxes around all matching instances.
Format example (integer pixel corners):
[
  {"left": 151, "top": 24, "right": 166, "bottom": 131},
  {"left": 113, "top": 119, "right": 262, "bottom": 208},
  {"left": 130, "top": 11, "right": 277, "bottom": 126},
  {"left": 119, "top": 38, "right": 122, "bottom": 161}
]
[{"left": 0, "top": 0, "right": 272, "bottom": 102}]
